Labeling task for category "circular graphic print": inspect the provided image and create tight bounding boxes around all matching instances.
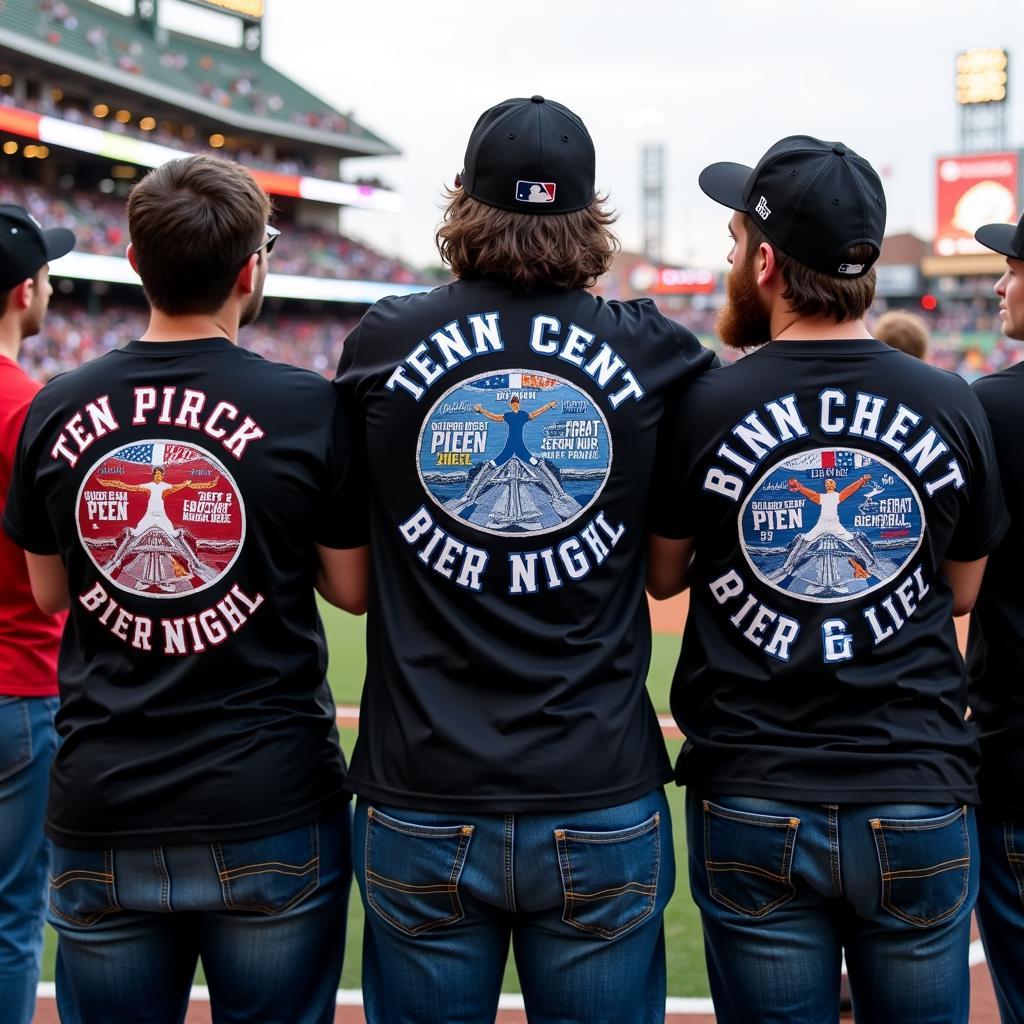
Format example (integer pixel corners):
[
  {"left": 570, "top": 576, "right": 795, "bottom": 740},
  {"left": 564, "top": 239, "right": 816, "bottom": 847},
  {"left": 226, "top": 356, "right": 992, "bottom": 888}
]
[
  {"left": 739, "top": 446, "right": 926, "bottom": 604},
  {"left": 417, "top": 369, "right": 613, "bottom": 538},
  {"left": 76, "top": 439, "right": 246, "bottom": 599}
]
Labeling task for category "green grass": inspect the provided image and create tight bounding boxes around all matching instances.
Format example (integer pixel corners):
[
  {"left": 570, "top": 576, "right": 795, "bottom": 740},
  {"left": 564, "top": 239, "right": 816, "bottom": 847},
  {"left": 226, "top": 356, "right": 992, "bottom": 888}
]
[{"left": 41, "top": 608, "right": 709, "bottom": 997}]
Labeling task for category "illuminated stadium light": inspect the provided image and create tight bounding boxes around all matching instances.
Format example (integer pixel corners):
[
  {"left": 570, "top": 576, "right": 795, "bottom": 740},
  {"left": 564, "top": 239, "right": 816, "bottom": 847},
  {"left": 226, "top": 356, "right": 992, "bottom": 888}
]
[
  {"left": 47, "top": 251, "right": 428, "bottom": 304},
  {"left": 0, "top": 104, "right": 404, "bottom": 212},
  {"left": 139, "top": 117, "right": 157, "bottom": 132},
  {"left": 93, "top": 104, "right": 109, "bottom": 118},
  {"left": 111, "top": 165, "right": 138, "bottom": 179},
  {"left": 35, "top": 146, "right": 49, "bottom": 159},
  {"left": 2, "top": 141, "right": 18, "bottom": 155},
  {"left": 115, "top": 109, "right": 132, "bottom": 124},
  {"left": 51, "top": 88, "right": 63, "bottom": 103},
  {"left": 955, "top": 47, "right": 1010, "bottom": 104},
  {"left": 0, "top": 74, "right": 12, "bottom": 88},
  {"left": 23, "top": 144, "right": 37, "bottom": 158},
  {"left": 209, "top": 133, "right": 226, "bottom": 148}
]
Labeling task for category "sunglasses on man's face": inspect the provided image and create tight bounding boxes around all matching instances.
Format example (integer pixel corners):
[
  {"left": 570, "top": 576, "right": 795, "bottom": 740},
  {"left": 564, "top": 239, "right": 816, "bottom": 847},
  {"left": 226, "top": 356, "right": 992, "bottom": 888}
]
[{"left": 252, "top": 224, "right": 281, "bottom": 258}]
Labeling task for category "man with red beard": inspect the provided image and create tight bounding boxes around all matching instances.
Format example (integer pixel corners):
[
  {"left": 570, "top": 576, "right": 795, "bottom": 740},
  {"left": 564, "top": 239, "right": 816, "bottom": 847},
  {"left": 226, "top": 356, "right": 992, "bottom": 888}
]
[{"left": 647, "top": 136, "right": 1008, "bottom": 1023}]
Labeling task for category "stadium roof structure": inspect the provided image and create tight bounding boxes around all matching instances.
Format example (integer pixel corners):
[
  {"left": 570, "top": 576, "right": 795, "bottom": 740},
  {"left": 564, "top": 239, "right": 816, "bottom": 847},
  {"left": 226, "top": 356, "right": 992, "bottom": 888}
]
[{"left": 0, "top": 0, "right": 399, "bottom": 158}]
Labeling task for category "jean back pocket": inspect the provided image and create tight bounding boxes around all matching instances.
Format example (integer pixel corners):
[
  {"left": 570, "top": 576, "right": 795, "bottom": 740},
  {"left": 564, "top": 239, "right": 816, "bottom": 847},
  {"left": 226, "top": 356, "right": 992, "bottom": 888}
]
[
  {"left": 871, "top": 805, "right": 970, "bottom": 927},
  {"left": 0, "top": 696, "right": 31, "bottom": 783},
  {"left": 213, "top": 822, "right": 320, "bottom": 916},
  {"left": 703, "top": 799, "right": 799, "bottom": 918},
  {"left": 556, "top": 812, "right": 661, "bottom": 939},
  {"left": 49, "top": 847, "right": 119, "bottom": 927},
  {"left": 364, "top": 807, "right": 473, "bottom": 936}
]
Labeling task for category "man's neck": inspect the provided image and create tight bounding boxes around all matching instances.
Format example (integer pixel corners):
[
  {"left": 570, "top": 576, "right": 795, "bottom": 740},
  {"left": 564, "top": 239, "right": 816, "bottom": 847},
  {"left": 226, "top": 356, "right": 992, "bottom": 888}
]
[
  {"left": 140, "top": 309, "right": 238, "bottom": 343},
  {"left": 771, "top": 310, "right": 873, "bottom": 342},
  {"left": 0, "top": 319, "right": 23, "bottom": 363}
]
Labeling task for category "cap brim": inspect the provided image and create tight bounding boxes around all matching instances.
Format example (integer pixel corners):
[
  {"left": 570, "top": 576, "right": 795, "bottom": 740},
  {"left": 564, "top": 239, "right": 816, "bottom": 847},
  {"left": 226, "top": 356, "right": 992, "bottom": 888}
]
[
  {"left": 975, "top": 222, "right": 1019, "bottom": 259},
  {"left": 698, "top": 161, "right": 752, "bottom": 211},
  {"left": 42, "top": 227, "right": 75, "bottom": 263}
]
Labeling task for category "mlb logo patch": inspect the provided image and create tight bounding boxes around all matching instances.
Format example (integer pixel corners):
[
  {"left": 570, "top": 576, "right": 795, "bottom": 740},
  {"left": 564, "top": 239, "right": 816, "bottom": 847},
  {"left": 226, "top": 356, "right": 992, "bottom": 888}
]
[{"left": 516, "top": 180, "right": 556, "bottom": 204}]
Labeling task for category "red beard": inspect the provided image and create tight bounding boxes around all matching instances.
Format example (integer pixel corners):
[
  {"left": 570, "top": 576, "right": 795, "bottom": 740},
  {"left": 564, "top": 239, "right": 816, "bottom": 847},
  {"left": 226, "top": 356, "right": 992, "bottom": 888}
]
[{"left": 716, "top": 249, "right": 771, "bottom": 350}]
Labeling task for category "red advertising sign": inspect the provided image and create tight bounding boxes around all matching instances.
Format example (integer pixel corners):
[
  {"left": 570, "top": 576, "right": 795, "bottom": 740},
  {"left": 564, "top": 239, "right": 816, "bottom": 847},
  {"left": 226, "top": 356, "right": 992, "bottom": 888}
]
[{"left": 935, "top": 152, "right": 1018, "bottom": 256}]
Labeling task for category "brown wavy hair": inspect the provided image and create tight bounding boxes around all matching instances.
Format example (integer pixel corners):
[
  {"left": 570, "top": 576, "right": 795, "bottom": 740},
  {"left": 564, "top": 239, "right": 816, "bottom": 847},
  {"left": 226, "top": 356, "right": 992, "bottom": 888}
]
[
  {"left": 436, "top": 188, "right": 619, "bottom": 291},
  {"left": 744, "top": 216, "right": 876, "bottom": 322}
]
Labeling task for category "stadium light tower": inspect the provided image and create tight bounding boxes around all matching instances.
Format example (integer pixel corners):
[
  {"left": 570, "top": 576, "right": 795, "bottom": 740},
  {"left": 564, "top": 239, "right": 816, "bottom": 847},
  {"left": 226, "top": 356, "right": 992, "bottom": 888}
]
[
  {"left": 957, "top": 48, "right": 1009, "bottom": 152},
  {"left": 641, "top": 143, "right": 665, "bottom": 264}
]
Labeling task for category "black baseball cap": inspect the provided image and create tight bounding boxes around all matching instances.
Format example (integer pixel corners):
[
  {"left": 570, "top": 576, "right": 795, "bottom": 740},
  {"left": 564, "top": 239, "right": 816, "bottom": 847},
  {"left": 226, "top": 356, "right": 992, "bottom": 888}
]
[
  {"left": 460, "top": 96, "right": 595, "bottom": 215},
  {"left": 0, "top": 204, "right": 75, "bottom": 290},
  {"left": 699, "top": 135, "right": 886, "bottom": 278},
  {"left": 975, "top": 212, "right": 1024, "bottom": 260}
]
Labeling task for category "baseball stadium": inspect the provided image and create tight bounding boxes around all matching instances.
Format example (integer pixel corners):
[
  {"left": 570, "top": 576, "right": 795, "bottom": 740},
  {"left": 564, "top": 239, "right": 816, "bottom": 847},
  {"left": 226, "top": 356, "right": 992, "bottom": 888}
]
[{"left": 0, "top": 1, "right": 1021, "bottom": 1022}]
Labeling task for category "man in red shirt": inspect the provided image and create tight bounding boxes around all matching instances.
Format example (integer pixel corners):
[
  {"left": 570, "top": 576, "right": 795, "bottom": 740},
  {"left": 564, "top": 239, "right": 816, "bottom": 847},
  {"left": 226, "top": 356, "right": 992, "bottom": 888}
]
[{"left": 0, "top": 204, "right": 73, "bottom": 1024}]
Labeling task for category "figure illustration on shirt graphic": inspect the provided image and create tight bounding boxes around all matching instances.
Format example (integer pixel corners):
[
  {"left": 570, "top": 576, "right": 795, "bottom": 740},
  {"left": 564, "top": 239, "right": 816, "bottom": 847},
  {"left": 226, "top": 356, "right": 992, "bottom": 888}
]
[
  {"left": 447, "top": 395, "right": 583, "bottom": 530},
  {"left": 768, "top": 474, "right": 877, "bottom": 591},
  {"left": 99, "top": 467, "right": 221, "bottom": 589}
]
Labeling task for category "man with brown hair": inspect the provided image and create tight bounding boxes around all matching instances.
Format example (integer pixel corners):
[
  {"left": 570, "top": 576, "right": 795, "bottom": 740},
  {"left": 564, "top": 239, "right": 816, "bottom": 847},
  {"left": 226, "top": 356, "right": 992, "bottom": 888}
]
[
  {"left": 0, "top": 204, "right": 73, "bottom": 1024},
  {"left": 336, "top": 96, "right": 713, "bottom": 1024},
  {"left": 3, "top": 155, "right": 367, "bottom": 1023},
  {"left": 647, "top": 136, "right": 1007, "bottom": 1023},
  {"left": 874, "top": 309, "right": 930, "bottom": 360}
]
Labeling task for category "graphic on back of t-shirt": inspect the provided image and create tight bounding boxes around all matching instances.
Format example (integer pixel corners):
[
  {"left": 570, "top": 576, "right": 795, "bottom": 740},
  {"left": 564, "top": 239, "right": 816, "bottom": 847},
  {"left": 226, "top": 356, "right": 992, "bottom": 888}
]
[
  {"left": 739, "top": 447, "right": 925, "bottom": 603},
  {"left": 417, "top": 369, "right": 612, "bottom": 537},
  {"left": 77, "top": 440, "right": 245, "bottom": 598}
]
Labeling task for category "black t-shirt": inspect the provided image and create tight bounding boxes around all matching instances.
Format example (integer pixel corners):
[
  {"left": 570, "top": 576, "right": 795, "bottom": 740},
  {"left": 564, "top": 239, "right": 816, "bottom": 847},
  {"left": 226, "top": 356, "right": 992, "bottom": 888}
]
[
  {"left": 968, "top": 363, "right": 1024, "bottom": 813},
  {"left": 3, "top": 338, "right": 365, "bottom": 847},
  {"left": 651, "top": 339, "right": 1008, "bottom": 804},
  {"left": 337, "top": 278, "right": 714, "bottom": 812}
]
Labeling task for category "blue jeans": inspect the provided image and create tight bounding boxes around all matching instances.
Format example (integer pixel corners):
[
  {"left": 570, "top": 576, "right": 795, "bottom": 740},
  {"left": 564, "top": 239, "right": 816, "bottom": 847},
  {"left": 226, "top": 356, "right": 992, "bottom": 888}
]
[
  {"left": 0, "top": 694, "right": 58, "bottom": 1024},
  {"left": 977, "top": 811, "right": 1024, "bottom": 1023},
  {"left": 686, "top": 791, "right": 977, "bottom": 1024},
  {"left": 48, "top": 811, "right": 351, "bottom": 1024},
  {"left": 352, "top": 788, "right": 674, "bottom": 1024}
]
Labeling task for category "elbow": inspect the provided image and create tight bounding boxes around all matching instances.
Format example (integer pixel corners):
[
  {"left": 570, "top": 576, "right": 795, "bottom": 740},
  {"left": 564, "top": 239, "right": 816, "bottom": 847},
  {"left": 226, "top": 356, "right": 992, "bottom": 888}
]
[
  {"left": 952, "top": 597, "right": 977, "bottom": 618},
  {"left": 341, "top": 594, "right": 368, "bottom": 617},
  {"left": 647, "top": 578, "right": 683, "bottom": 602},
  {"left": 34, "top": 591, "right": 69, "bottom": 616}
]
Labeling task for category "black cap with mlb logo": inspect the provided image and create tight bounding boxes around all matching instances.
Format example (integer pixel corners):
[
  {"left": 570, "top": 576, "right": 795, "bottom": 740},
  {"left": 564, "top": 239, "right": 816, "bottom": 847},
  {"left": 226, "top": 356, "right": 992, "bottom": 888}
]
[
  {"left": 460, "top": 95, "right": 596, "bottom": 215},
  {"left": 699, "top": 135, "right": 886, "bottom": 278},
  {"left": 975, "top": 211, "right": 1024, "bottom": 260},
  {"left": 0, "top": 203, "right": 75, "bottom": 290}
]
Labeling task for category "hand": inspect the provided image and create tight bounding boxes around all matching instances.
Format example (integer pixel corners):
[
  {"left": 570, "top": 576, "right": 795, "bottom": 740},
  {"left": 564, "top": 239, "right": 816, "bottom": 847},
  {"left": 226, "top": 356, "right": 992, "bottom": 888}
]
[{"left": 788, "top": 478, "right": 800, "bottom": 490}]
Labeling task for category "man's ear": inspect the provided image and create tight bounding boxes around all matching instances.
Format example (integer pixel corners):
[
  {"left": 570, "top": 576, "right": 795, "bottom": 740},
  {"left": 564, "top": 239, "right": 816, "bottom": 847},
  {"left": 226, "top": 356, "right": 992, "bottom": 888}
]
[
  {"left": 755, "top": 242, "right": 778, "bottom": 289},
  {"left": 9, "top": 276, "right": 34, "bottom": 313},
  {"left": 236, "top": 253, "right": 258, "bottom": 296},
  {"left": 126, "top": 243, "right": 140, "bottom": 276}
]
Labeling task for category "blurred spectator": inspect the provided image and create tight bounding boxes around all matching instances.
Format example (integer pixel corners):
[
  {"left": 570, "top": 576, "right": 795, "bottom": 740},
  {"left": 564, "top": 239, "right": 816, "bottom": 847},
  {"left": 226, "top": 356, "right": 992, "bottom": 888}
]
[
  {"left": 20, "top": 301, "right": 360, "bottom": 381},
  {"left": 874, "top": 310, "right": 929, "bottom": 360}
]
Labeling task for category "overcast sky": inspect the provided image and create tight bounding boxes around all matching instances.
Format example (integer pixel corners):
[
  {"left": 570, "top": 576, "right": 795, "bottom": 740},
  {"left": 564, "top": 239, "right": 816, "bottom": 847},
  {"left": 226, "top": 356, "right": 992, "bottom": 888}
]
[{"left": 252, "top": 0, "right": 1023, "bottom": 271}]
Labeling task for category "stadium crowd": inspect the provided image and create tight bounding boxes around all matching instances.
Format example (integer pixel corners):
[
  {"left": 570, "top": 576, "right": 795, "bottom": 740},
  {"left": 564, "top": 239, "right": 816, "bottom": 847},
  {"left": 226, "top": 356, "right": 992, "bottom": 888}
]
[
  {"left": 0, "top": 182, "right": 421, "bottom": 283},
  {"left": 20, "top": 301, "right": 359, "bottom": 380}
]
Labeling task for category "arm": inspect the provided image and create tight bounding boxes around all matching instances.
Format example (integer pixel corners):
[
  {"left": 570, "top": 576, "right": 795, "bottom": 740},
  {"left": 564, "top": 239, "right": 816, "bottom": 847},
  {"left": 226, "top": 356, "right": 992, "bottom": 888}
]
[
  {"left": 316, "top": 543, "right": 369, "bottom": 616},
  {"left": 944, "top": 556, "right": 988, "bottom": 617},
  {"left": 528, "top": 401, "right": 558, "bottom": 421},
  {"left": 474, "top": 405, "right": 504, "bottom": 423},
  {"left": 788, "top": 478, "right": 820, "bottom": 503},
  {"left": 646, "top": 533, "right": 695, "bottom": 600},
  {"left": 25, "top": 553, "right": 70, "bottom": 614},
  {"left": 838, "top": 473, "right": 872, "bottom": 502},
  {"left": 98, "top": 477, "right": 147, "bottom": 493}
]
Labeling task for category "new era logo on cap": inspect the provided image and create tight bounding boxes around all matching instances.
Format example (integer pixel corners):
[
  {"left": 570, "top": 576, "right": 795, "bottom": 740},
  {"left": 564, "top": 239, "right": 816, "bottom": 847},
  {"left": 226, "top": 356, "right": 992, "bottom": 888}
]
[
  {"left": 837, "top": 263, "right": 865, "bottom": 275},
  {"left": 755, "top": 195, "right": 771, "bottom": 220},
  {"left": 516, "top": 180, "right": 556, "bottom": 204}
]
